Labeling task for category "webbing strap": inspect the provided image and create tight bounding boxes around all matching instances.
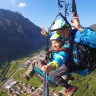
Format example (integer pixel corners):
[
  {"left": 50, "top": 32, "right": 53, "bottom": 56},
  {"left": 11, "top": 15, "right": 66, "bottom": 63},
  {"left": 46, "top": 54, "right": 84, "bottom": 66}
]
[{"left": 47, "top": 47, "right": 72, "bottom": 56}]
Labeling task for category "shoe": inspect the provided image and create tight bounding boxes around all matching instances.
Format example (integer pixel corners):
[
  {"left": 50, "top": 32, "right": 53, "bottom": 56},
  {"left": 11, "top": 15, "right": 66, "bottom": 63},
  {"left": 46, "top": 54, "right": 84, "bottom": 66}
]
[
  {"left": 62, "top": 75, "right": 74, "bottom": 81},
  {"left": 22, "top": 73, "right": 30, "bottom": 81},
  {"left": 63, "top": 86, "right": 78, "bottom": 96},
  {"left": 66, "top": 75, "right": 74, "bottom": 81},
  {"left": 58, "top": 92, "right": 63, "bottom": 96}
]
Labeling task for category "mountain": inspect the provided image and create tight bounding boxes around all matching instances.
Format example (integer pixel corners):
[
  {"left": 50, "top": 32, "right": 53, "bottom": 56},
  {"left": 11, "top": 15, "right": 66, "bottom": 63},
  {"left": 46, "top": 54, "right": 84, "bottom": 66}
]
[
  {"left": 89, "top": 24, "right": 96, "bottom": 31},
  {"left": 0, "top": 9, "right": 46, "bottom": 62}
]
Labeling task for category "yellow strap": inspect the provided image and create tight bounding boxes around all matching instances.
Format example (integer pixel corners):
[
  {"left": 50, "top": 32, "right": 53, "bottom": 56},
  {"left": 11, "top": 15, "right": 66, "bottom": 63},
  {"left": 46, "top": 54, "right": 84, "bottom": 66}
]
[{"left": 49, "top": 61, "right": 59, "bottom": 68}]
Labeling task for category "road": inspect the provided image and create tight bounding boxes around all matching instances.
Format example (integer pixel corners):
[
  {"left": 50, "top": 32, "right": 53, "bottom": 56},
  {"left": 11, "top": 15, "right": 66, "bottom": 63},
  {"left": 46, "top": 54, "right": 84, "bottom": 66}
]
[{"left": 0, "top": 57, "right": 31, "bottom": 89}]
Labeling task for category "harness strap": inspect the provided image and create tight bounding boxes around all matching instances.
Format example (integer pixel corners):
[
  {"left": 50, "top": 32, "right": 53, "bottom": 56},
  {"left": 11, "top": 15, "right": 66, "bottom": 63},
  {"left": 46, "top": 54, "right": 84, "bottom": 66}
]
[
  {"left": 47, "top": 47, "right": 72, "bottom": 56},
  {"left": 56, "top": 47, "right": 72, "bottom": 55}
]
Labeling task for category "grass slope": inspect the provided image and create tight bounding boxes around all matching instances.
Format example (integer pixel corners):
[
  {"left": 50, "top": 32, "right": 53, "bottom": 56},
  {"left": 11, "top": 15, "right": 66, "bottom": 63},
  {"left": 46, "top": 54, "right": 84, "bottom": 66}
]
[{"left": 70, "top": 69, "right": 96, "bottom": 96}]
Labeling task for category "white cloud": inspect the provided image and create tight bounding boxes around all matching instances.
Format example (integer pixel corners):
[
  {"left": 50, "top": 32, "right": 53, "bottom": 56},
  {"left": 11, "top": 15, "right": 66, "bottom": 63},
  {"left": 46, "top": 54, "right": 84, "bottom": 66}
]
[
  {"left": 18, "top": 3, "right": 26, "bottom": 8},
  {"left": 9, "top": 0, "right": 16, "bottom": 5}
]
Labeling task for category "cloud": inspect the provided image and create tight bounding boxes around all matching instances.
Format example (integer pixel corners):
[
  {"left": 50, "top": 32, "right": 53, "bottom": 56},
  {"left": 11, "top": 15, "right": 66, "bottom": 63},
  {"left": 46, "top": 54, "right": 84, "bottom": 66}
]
[
  {"left": 18, "top": 3, "right": 26, "bottom": 8},
  {"left": 9, "top": 0, "right": 16, "bottom": 5}
]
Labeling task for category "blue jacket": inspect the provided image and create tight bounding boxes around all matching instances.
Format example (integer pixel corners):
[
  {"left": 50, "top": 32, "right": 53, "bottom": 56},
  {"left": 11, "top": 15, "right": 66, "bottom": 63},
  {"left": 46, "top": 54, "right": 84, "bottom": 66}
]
[
  {"left": 49, "top": 28, "right": 96, "bottom": 64},
  {"left": 72, "top": 28, "right": 96, "bottom": 48},
  {"left": 49, "top": 50, "right": 69, "bottom": 68}
]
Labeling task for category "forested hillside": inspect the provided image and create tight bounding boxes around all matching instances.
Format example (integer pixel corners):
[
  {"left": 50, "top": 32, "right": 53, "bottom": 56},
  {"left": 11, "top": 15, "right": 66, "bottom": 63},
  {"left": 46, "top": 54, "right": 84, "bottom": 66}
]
[{"left": 0, "top": 9, "right": 46, "bottom": 62}]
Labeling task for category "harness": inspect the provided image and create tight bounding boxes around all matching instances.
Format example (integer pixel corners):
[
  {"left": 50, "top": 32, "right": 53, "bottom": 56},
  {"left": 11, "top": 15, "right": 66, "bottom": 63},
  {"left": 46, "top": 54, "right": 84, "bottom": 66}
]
[
  {"left": 47, "top": 40, "right": 96, "bottom": 73},
  {"left": 46, "top": 47, "right": 72, "bottom": 62},
  {"left": 74, "top": 43, "right": 96, "bottom": 72}
]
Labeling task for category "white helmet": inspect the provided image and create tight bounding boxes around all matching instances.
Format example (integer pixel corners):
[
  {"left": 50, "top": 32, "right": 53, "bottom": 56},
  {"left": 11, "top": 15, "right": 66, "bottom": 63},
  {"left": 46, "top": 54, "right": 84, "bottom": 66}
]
[
  {"left": 50, "top": 33, "right": 64, "bottom": 42},
  {"left": 52, "top": 19, "right": 70, "bottom": 31}
]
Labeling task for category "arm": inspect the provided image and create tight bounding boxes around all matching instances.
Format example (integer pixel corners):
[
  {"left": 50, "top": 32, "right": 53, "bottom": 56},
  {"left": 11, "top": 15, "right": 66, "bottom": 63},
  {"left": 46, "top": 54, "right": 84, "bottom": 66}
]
[
  {"left": 41, "top": 64, "right": 56, "bottom": 73},
  {"left": 41, "top": 27, "right": 54, "bottom": 38},
  {"left": 53, "top": 51, "right": 69, "bottom": 67},
  {"left": 41, "top": 51, "right": 69, "bottom": 72},
  {"left": 74, "top": 28, "right": 96, "bottom": 48},
  {"left": 41, "top": 27, "right": 48, "bottom": 37},
  {"left": 70, "top": 13, "right": 83, "bottom": 32}
]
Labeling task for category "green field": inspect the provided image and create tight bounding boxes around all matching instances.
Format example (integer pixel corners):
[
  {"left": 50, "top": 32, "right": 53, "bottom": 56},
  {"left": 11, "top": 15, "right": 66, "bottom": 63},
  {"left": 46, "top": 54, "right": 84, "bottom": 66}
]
[
  {"left": 0, "top": 89, "right": 9, "bottom": 96},
  {"left": 12, "top": 69, "right": 41, "bottom": 87},
  {"left": 7, "top": 57, "right": 28, "bottom": 76}
]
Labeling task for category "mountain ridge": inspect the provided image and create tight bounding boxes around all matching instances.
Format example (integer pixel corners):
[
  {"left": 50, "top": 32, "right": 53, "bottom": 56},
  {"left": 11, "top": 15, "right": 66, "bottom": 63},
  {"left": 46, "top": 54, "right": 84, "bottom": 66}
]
[{"left": 0, "top": 9, "right": 46, "bottom": 62}]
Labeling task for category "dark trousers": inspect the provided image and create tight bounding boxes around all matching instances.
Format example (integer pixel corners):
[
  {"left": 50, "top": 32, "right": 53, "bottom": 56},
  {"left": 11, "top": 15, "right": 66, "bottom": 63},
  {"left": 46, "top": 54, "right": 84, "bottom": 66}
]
[{"left": 49, "top": 61, "right": 79, "bottom": 89}]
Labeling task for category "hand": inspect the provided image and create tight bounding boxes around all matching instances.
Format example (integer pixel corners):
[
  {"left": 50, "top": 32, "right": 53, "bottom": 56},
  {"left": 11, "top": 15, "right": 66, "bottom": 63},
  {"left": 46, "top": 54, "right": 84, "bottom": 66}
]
[
  {"left": 41, "top": 27, "right": 48, "bottom": 37},
  {"left": 41, "top": 64, "right": 56, "bottom": 72},
  {"left": 70, "top": 12, "right": 83, "bottom": 31},
  {"left": 41, "top": 65, "right": 47, "bottom": 72},
  {"left": 70, "top": 12, "right": 80, "bottom": 28}
]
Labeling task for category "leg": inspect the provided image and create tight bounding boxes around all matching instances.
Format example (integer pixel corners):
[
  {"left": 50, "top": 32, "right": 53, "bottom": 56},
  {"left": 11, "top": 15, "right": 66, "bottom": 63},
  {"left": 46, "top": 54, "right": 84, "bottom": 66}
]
[
  {"left": 25, "top": 59, "right": 43, "bottom": 77},
  {"left": 25, "top": 61, "right": 35, "bottom": 77},
  {"left": 49, "top": 62, "right": 78, "bottom": 96},
  {"left": 22, "top": 59, "right": 43, "bottom": 81},
  {"left": 49, "top": 63, "right": 72, "bottom": 89}
]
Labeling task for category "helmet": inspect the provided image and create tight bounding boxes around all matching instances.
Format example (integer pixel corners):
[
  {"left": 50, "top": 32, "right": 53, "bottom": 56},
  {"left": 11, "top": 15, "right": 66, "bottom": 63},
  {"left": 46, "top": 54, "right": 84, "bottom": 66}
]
[
  {"left": 52, "top": 19, "right": 70, "bottom": 31},
  {"left": 50, "top": 33, "right": 64, "bottom": 42},
  {"left": 53, "top": 19, "right": 65, "bottom": 30}
]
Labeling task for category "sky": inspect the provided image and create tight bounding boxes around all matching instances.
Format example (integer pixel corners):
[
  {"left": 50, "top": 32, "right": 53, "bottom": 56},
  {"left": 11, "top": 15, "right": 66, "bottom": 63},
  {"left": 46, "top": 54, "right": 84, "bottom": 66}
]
[{"left": 0, "top": 0, "right": 96, "bottom": 30}]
